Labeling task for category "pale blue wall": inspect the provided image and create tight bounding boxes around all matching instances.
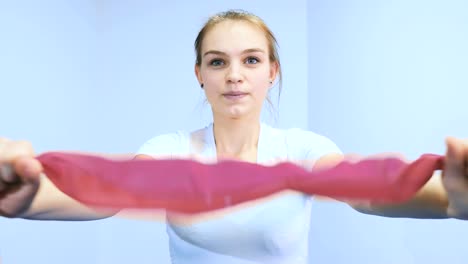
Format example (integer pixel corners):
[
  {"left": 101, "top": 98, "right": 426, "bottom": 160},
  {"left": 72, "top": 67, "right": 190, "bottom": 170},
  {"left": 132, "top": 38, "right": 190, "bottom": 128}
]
[
  {"left": 307, "top": 1, "right": 468, "bottom": 263},
  {"left": 1, "top": 0, "right": 467, "bottom": 263},
  {"left": 0, "top": 1, "right": 308, "bottom": 263}
]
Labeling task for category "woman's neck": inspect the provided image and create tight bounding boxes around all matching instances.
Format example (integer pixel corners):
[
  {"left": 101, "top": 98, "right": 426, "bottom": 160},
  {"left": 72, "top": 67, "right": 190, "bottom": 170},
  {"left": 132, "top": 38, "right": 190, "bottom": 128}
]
[{"left": 212, "top": 116, "right": 261, "bottom": 159}]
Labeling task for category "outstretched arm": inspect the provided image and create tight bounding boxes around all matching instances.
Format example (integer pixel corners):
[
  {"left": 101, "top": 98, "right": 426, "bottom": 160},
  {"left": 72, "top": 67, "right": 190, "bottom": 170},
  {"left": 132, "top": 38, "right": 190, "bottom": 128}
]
[
  {"left": 314, "top": 137, "right": 468, "bottom": 220},
  {"left": 0, "top": 138, "right": 117, "bottom": 221}
]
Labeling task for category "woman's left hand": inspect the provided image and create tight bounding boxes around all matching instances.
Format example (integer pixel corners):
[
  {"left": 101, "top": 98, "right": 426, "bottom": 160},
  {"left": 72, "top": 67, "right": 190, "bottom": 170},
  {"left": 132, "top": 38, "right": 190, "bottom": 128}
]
[{"left": 442, "top": 137, "right": 468, "bottom": 219}]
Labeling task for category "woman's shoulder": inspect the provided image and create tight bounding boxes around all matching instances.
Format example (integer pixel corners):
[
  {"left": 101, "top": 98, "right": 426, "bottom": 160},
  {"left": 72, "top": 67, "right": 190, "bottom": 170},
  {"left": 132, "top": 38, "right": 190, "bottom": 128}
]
[
  {"left": 265, "top": 124, "right": 336, "bottom": 146},
  {"left": 136, "top": 124, "right": 214, "bottom": 158},
  {"left": 264, "top": 123, "right": 342, "bottom": 159},
  {"left": 135, "top": 129, "right": 193, "bottom": 158}
]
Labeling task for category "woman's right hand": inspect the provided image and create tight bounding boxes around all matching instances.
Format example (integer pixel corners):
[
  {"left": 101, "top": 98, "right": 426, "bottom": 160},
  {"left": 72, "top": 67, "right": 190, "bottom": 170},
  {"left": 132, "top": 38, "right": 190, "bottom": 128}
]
[{"left": 0, "top": 138, "right": 42, "bottom": 218}]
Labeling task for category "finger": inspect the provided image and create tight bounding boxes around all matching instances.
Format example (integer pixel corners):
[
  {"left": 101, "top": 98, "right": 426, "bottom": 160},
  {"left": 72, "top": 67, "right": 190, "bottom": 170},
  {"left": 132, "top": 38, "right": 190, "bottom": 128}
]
[
  {"left": 444, "top": 137, "right": 466, "bottom": 183},
  {"left": 446, "top": 137, "right": 464, "bottom": 165},
  {"left": 0, "top": 138, "right": 9, "bottom": 163},
  {"left": 463, "top": 139, "right": 468, "bottom": 176},
  {"left": 0, "top": 179, "right": 40, "bottom": 217},
  {"left": 0, "top": 157, "right": 42, "bottom": 186},
  {"left": 0, "top": 163, "right": 19, "bottom": 184},
  {"left": 465, "top": 162, "right": 468, "bottom": 178},
  {"left": 0, "top": 140, "right": 34, "bottom": 163},
  {"left": 0, "top": 137, "right": 9, "bottom": 147},
  {"left": 0, "top": 177, "right": 6, "bottom": 192},
  {"left": 13, "top": 157, "right": 43, "bottom": 182}
]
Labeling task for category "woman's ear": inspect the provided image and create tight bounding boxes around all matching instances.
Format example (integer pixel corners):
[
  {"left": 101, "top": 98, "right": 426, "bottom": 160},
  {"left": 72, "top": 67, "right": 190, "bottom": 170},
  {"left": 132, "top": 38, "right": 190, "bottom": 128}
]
[
  {"left": 269, "top": 61, "right": 279, "bottom": 83},
  {"left": 195, "top": 64, "right": 203, "bottom": 87}
]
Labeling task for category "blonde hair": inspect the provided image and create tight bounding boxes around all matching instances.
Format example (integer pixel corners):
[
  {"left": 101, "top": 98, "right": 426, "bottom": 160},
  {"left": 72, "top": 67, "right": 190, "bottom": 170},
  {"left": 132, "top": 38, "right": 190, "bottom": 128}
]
[{"left": 194, "top": 9, "right": 283, "bottom": 112}]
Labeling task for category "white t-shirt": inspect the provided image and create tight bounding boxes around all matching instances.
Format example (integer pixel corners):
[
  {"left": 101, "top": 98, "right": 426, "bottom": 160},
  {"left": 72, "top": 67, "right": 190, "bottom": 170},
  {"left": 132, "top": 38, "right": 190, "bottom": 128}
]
[{"left": 137, "top": 123, "right": 341, "bottom": 264}]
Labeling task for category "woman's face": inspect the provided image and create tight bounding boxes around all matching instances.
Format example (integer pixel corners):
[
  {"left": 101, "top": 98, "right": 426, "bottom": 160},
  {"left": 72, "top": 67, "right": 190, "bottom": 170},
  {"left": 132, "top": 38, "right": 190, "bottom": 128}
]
[{"left": 196, "top": 20, "right": 278, "bottom": 120}]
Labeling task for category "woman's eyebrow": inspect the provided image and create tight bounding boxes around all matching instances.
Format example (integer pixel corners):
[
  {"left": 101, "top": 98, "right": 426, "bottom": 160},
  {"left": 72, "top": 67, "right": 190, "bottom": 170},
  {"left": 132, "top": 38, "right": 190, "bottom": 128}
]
[
  {"left": 241, "top": 48, "right": 265, "bottom": 54},
  {"left": 203, "top": 48, "right": 266, "bottom": 57}
]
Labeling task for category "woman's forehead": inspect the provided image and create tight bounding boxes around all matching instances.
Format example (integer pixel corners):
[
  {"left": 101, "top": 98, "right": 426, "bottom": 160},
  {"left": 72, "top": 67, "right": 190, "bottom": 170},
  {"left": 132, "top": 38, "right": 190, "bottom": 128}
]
[{"left": 202, "top": 21, "right": 268, "bottom": 54}]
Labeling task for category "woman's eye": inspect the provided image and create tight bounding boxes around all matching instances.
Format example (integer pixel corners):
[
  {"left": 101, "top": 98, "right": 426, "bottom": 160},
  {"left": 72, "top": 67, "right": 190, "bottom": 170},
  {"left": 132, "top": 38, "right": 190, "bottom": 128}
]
[
  {"left": 246, "top": 57, "right": 259, "bottom": 64},
  {"left": 209, "top": 59, "right": 224, "bottom": 66}
]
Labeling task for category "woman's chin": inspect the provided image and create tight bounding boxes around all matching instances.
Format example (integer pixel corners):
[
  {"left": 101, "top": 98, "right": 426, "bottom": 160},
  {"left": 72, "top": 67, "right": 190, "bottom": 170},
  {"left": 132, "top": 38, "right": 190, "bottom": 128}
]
[
  {"left": 213, "top": 105, "right": 257, "bottom": 120},
  {"left": 226, "top": 107, "right": 249, "bottom": 119}
]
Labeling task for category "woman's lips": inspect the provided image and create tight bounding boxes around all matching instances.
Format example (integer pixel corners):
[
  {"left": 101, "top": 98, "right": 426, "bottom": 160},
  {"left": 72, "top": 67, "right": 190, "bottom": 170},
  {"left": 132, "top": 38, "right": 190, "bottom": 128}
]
[{"left": 223, "top": 92, "right": 248, "bottom": 100}]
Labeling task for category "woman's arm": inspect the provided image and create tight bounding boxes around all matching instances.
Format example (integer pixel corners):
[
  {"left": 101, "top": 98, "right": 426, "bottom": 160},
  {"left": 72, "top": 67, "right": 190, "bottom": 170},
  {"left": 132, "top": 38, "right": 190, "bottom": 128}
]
[
  {"left": 20, "top": 154, "right": 159, "bottom": 220},
  {"left": 0, "top": 138, "right": 122, "bottom": 221},
  {"left": 18, "top": 174, "right": 118, "bottom": 221},
  {"left": 313, "top": 153, "right": 450, "bottom": 219}
]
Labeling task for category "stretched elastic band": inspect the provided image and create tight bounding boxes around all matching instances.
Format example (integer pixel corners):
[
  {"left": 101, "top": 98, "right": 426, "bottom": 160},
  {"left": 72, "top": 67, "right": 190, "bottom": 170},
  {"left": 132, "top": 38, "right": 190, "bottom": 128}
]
[{"left": 37, "top": 152, "right": 443, "bottom": 214}]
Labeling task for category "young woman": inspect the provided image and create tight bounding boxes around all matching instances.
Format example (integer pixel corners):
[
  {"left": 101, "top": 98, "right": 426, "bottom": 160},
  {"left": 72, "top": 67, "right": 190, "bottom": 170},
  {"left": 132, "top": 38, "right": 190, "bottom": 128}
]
[{"left": 1, "top": 10, "right": 467, "bottom": 264}]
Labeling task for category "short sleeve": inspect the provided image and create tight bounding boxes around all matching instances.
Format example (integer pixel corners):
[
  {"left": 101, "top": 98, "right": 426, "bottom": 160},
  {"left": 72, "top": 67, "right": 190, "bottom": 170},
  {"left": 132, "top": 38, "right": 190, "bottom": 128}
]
[
  {"left": 136, "top": 132, "right": 185, "bottom": 159},
  {"left": 285, "top": 128, "right": 342, "bottom": 166}
]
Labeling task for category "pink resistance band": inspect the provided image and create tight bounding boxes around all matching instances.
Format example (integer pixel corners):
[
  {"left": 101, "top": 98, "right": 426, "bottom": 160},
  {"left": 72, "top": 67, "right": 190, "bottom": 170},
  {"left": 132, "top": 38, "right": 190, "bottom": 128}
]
[{"left": 36, "top": 152, "right": 444, "bottom": 214}]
